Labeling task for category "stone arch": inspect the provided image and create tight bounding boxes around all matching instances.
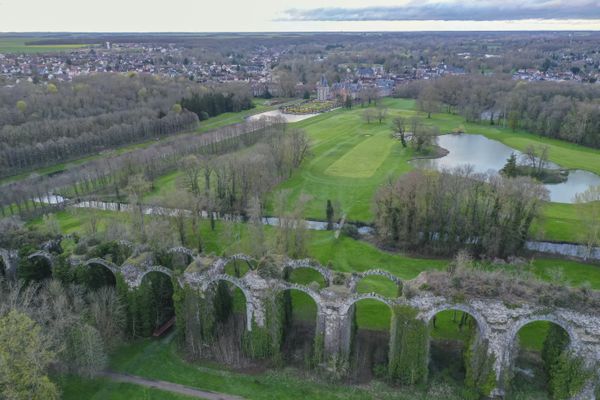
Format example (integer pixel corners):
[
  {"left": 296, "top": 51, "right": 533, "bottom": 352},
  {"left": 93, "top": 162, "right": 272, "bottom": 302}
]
[
  {"left": 277, "top": 282, "right": 324, "bottom": 363},
  {"left": 202, "top": 274, "right": 254, "bottom": 330},
  {"left": 424, "top": 303, "right": 490, "bottom": 384},
  {"left": 219, "top": 255, "right": 258, "bottom": 278},
  {"left": 228, "top": 254, "right": 258, "bottom": 271},
  {"left": 341, "top": 293, "right": 395, "bottom": 316},
  {"left": 167, "top": 246, "right": 195, "bottom": 258},
  {"left": 422, "top": 303, "right": 490, "bottom": 337},
  {"left": 278, "top": 282, "right": 323, "bottom": 316},
  {"left": 348, "top": 269, "right": 403, "bottom": 297},
  {"left": 83, "top": 258, "right": 120, "bottom": 288},
  {"left": 504, "top": 314, "right": 581, "bottom": 397},
  {"left": 344, "top": 293, "right": 395, "bottom": 382},
  {"left": 137, "top": 267, "right": 177, "bottom": 335},
  {"left": 507, "top": 314, "right": 579, "bottom": 350},
  {"left": 84, "top": 258, "right": 120, "bottom": 276},
  {"left": 27, "top": 250, "right": 55, "bottom": 268},
  {"left": 283, "top": 259, "right": 332, "bottom": 287},
  {"left": 167, "top": 247, "right": 195, "bottom": 267},
  {"left": 134, "top": 266, "right": 174, "bottom": 288}
]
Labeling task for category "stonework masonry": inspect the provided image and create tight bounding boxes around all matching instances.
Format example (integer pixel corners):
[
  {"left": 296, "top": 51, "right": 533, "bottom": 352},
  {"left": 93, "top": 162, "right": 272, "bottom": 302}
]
[{"left": 9, "top": 247, "right": 600, "bottom": 399}]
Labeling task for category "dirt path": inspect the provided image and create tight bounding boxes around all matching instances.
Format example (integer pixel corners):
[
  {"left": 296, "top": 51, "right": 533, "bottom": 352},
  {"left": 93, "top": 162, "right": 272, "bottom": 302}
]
[{"left": 99, "top": 371, "right": 246, "bottom": 400}]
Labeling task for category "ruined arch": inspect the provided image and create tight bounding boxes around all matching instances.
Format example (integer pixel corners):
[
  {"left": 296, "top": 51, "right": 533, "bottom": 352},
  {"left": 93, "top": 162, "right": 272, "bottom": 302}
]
[
  {"left": 202, "top": 274, "right": 254, "bottom": 330},
  {"left": 133, "top": 266, "right": 174, "bottom": 287},
  {"left": 27, "top": 250, "right": 55, "bottom": 268},
  {"left": 277, "top": 282, "right": 323, "bottom": 365},
  {"left": 23, "top": 250, "right": 55, "bottom": 281},
  {"left": 425, "top": 304, "right": 488, "bottom": 384},
  {"left": 221, "top": 256, "right": 257, "bottom": 278},
  {"left": 422, "top": 303, "right": 489, "bottom": 337},
  {"left": 84, "top": 258, "right": 120, "bottom": 276},
  {"left": 348, "top": 269, "right": 403, "bottom": 296},
  {"left": 345, "top": 294, "right": 394, "bottom": 382},
  {"left": 279, "top": 282, "right": 323, "bottom": 311},
  {"left": 83, "top": 258, "right": 120, "bottom": 288},
  {"left": 506, "top": 315, "right": 579, "bottom": 397},
  {"left": 341, "top": 293, "right": 394, "bottom": 316},
  {"left": 283, "top": 259, "right": 332, "bottom": 287},
  {"left": 167, "top": 246, "right": 195, "bottom": 269},
  {"left": 138, "top": 268, "right": 176, "bottom": 336},
  {"left": 507, "top": 314, "right": 578, "bottom": 351}
]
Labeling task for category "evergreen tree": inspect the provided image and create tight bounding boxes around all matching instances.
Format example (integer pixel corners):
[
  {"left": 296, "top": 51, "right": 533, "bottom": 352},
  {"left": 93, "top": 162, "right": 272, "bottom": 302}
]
[
  {"left": 501, "top": 153, "right": 518, "bottom": 178},
  {"left": 326, "top": 200, "right": 335, "bottom": 230}
]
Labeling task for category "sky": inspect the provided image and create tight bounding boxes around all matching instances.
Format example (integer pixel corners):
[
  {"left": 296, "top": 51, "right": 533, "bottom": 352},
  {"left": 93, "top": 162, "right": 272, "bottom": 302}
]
[{"left": 1, "top": 0, "right": 599, "bottom": 32}]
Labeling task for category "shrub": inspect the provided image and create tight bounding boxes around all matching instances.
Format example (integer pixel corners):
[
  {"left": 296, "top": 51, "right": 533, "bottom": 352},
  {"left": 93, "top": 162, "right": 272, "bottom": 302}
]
[{"left": 388, "top": 305, "right": 429, "bottom": 385}]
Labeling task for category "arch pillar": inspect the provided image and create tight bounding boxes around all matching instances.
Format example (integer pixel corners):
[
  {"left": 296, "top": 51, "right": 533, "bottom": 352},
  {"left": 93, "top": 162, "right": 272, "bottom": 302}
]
[
  {"left": 487, "top": 329, "right": 511, "bottom": 398},
  {"left": 320, "top": 300, "right": 352, "bottom": 357},
  {"left": 0, "top": 249, "right": 19, "bottom": 280}
]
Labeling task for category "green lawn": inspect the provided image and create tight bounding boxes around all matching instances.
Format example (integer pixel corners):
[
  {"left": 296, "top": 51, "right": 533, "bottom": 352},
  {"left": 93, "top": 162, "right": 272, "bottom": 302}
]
[
  {"left": 57, "top": 375, "right": 194, "bottom": 400},
  {"left": 92, "top": 334, "right": 470, "bottom": 400},
  {"left": 264, "top": 98, "right": 600, "bottom": 244},
  {"left": 269, "top": 99, "right": 416, "bottom": 222},
  {"left": 533, "top": 202, "right": 595, "bottom": 243},
  {"left": 325, "top": 133, "right": 396, "bottom": 178}
]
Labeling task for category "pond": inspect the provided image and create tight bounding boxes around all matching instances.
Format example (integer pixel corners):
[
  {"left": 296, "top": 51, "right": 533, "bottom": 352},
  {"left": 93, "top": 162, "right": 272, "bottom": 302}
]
[
  {"left": 247, "top": 109, "right": 319, "bottom": 123},
  {"left": 410, "top": 134, "right": 600, "bottom": 204}
]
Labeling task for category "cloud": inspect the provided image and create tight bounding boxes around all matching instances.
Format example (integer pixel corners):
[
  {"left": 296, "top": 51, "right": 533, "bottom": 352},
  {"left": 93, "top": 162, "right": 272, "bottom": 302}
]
[{"left": 282, "top": 0, "right": 600, "bottom": 21}]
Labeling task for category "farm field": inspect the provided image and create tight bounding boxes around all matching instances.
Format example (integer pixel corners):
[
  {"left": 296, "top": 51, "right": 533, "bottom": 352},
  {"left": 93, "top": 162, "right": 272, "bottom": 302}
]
[{"left": 0, "top": 37, "right": 89, "bottom": 53}]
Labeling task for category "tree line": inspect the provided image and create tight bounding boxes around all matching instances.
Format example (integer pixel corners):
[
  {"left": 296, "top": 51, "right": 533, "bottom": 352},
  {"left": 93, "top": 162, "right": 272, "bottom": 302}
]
[
  {"left": 0, "top": 73, "right": 254, "bottom": 176},
  {"left": 180, "top": 91, "right": 253, "bottom": 121},
  {"left": 0, "top": 116, "right": 281, "bottom": 219},
  {"left": 373, "top": 167, "right": 548, "bottom": 257},
  {"left": 399, "top": 75, "right": 600, "bottom": 148}
]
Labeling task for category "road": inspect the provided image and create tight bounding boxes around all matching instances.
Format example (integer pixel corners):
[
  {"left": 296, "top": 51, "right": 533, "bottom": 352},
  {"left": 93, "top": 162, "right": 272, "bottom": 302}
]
[{"left": 99, "top": 371, "right": 245, "bottom": 400}]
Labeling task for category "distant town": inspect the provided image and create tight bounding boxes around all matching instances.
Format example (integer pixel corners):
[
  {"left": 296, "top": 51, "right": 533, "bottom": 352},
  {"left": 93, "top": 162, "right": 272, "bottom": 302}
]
[{"left": 1, "top": 32, "right": 598, "bottom": 98}]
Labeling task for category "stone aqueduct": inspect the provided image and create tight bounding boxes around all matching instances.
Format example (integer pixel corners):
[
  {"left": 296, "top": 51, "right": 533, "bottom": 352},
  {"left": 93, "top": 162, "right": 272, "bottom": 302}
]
[{"left": 3, "top": 245, "right": 600, "bottom": 399}]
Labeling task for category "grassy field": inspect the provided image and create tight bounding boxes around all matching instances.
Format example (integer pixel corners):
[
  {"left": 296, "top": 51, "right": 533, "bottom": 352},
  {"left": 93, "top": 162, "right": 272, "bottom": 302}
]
[
  {"left": 57, "top": 375, "right": 194, "bottom": 400},
  {"left": 0, "top": 38, "right": 89, "bottom": 53},
  {"left": 265, "top": 98, "right": 600, "bottom": 241},
  {"left": 66, "top": 334, "right": 476, "bottom": 400},
  {"left": 57, "top": 328, "right": 548, "bottom": 400},
  {"left": 269, "top": 99, "right": 416, "bottom": 222}
]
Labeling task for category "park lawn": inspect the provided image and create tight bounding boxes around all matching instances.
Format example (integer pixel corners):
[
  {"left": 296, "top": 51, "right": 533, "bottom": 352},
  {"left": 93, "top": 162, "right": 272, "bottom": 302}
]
[
  {"left": 270, "top": 97, "right": 600, "bottom": 231},
  {"left": 270, "top": 99, "right": 415, "bottom": 222},
  {"left": 325, "top": 132, "right": 396, "bottom": 178},
  {"left": 57, "top": 375, "right": 195, "bottom": 400},
  {"left": 533, "top": 202, "right": 595, "bottom": 243},
  {"left": 105, "top": 334, "right": 466, "bottom": 400},
  {"left": 196, "top": 99, "right": 273, "bottom": 132}
]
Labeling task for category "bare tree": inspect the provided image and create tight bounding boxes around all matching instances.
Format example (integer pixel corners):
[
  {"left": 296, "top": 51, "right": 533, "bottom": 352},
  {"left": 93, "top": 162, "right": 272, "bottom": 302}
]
[
  {"left": 362, "top": 108, "right": 376, "bottom": 124},
  {"left": 376, "top": 105, "right": 388, "bottom": 124}
]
